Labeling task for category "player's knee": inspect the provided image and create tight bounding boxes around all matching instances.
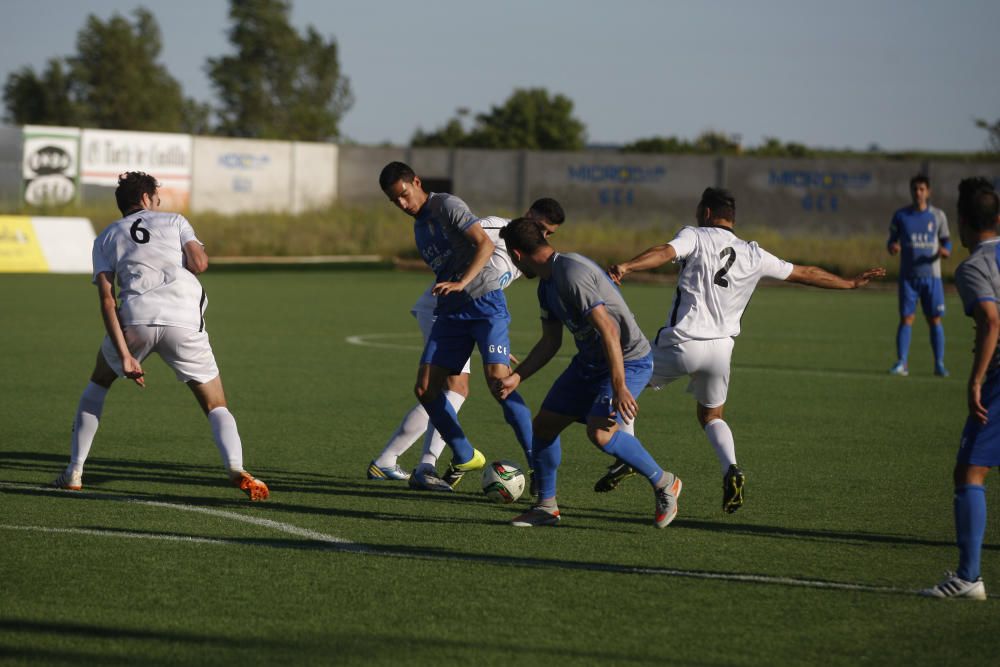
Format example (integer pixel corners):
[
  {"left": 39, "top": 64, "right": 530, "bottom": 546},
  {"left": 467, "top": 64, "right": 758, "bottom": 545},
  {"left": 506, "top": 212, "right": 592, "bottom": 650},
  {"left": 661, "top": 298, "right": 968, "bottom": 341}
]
[{"left": 901, "top": 315, "right": 915, "bottom": 326}]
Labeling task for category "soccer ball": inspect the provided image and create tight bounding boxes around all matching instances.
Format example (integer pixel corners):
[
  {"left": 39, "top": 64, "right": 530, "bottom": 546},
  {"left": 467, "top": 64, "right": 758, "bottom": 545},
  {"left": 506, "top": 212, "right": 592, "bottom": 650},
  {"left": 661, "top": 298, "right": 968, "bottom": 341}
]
[{"left": 481, "top": 460, "right": 525, "bottom": 504}]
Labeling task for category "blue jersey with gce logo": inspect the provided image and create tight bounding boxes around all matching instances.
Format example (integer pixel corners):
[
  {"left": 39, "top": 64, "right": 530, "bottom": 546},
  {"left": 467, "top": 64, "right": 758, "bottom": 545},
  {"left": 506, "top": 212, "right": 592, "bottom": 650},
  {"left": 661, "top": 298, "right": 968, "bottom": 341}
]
[{"left": 888, "top": 205, "right": 951, "bottom": 279}]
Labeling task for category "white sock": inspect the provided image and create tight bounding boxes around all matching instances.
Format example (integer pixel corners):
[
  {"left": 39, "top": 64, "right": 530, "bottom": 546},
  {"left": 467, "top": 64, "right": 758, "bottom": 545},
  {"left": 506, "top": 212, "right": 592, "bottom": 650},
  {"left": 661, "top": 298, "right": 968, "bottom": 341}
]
[
  {"left": 704, "top": 418, "right": 736, "bottom": 476},
  {"left": 69, "top": 382, "right": 109, "bottom": 473},
  {"left": 420, "top": 390, "right": 466, "bottom": 466},
  {"left": 208, "top": 407, "right": 244, "bottom": 473},
  {"left": 375, "top": 403, "right": 430, "bottom": 468}
]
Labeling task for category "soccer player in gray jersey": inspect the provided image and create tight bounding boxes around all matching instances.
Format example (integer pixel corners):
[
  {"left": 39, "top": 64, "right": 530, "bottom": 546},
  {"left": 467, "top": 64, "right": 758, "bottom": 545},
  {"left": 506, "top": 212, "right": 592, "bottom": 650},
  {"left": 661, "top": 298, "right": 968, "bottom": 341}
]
[
  {"left": 492, "top": 219, "right": 682, "bottom": 528},
  {"left": 368, "top": 199, "right": 567, "bottom": 489},
  {"left": 922, "top": 177, "right": 1000, "bottom": 600},
  {"left": 51, "top": 172, "right": 268, "bottom": 501},
  {"left": 607, "top": 187, "right": 884, "bottom": 514},
  {"left": 380, "top": 162, "right": 534, "bottom": 492}
]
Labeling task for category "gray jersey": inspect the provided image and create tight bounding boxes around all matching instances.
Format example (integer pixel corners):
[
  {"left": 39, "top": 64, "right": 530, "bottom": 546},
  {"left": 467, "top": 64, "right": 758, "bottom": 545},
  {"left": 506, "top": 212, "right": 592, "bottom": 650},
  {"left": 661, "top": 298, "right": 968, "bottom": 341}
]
[
  {"left": 538, "top": 252, "right": 650, "bottom": 368},
  {"left": 955, "top": 237, "right": 1000, "bottom": 373},
  {"left": 414, "top": 193, "right": 507, "bottom": 313}
]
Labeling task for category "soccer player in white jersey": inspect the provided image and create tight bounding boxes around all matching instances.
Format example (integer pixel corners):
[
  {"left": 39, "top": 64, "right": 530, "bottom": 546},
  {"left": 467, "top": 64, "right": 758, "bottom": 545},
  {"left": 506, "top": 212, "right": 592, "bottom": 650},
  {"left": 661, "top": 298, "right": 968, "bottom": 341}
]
[
  {"left": 51, "top": 172, "right": 269, "bottom": 501},
  {"left": 367, "top": 199, "right": 567, "bottom": 489},
  {"left": 607, "top": 187, "right": 884, "bottom": 513}
]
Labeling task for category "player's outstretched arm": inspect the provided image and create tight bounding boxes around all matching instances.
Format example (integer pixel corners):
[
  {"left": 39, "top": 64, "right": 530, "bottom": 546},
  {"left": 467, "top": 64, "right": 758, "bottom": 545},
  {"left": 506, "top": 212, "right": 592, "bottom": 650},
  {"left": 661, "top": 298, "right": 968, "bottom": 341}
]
[
  {"left": 492, "top": 319, "right": 562, "bottom": 401},
  {"left": 785, "top": 265, "right": 886, "bottom": 290},
  {"left": 95, "top": 272, "right": 144, "bottom": 387},
  {"left": 608, "top": 244, "right": 677, "bottom": 285},
  {"left": 968, "top": 301, "right": 1000, "bottom": 424}
]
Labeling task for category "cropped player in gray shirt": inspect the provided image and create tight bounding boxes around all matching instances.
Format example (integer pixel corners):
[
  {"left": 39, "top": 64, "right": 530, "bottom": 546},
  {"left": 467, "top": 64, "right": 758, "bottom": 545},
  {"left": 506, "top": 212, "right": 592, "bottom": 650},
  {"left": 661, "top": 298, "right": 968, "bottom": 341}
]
[
  {"left": 492, "top": 219, "right": 682, "bottom": 528},
  {"left": 922, "top": 177, "right": 1000, "bottom": 600}
]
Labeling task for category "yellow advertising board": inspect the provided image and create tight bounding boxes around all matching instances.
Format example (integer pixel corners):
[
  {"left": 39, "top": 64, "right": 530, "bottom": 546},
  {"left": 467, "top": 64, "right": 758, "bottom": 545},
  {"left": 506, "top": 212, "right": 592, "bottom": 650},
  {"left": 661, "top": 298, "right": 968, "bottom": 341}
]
[{"left": 0, "top": 216, "right": 48, "bottom": 272}]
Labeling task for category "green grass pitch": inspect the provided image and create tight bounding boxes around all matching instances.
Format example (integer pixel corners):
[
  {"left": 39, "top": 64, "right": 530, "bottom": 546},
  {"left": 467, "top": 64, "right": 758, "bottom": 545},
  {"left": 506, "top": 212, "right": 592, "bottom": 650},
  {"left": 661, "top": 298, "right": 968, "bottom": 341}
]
[{"left": 1, "top": 269, "right": 998, "bottom": 665}]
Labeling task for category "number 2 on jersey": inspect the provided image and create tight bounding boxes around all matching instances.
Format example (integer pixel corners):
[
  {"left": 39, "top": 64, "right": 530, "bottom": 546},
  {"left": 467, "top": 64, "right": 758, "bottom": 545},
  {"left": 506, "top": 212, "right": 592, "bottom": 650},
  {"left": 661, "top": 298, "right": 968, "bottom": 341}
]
[
  {"left": 713, "top": 247, "right": 736, "bottom": 287},
  {"left": 130, "top": 218, "right": 150, "bottom": 244}
]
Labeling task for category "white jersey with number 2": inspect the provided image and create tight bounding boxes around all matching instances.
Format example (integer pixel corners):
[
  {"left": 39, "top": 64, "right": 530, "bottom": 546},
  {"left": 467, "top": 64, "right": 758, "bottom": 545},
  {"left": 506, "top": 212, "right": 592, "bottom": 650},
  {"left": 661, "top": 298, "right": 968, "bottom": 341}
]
[
  {"left": 656, "top": 225, "right": 793, "bottom": 346},
  {"left": 92, "top": 210, "right": 207, "bottom": 331}
]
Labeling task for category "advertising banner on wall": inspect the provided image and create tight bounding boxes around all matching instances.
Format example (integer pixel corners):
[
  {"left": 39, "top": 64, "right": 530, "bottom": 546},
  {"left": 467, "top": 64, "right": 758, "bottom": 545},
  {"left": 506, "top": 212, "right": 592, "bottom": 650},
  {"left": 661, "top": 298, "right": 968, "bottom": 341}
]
[
  {"left": 22, "top": 125, "right": 80, "bottom": 206},
  {"left": 0, "top": 215, "right": 95, "bottom": 273},
  {"left": 81, "top": 129, "right": 192, "bottom": 210},
  {"left": 190, "top": 137, "right": 292, "bottom": 215}
]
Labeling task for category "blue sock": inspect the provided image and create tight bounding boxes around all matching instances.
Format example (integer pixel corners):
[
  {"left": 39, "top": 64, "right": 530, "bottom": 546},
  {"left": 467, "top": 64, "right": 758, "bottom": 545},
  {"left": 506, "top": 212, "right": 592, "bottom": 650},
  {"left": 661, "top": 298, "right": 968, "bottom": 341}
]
[
  {"left": 930, "top": 323, "right": 945, "bottom": 367},
  {"left": 500, "top": 390, "right": 533, "bottom": 463},
  {"left": 896, "top": 323, "right": 912, "bottom": 364},
  {"left": 424, "top": 392, "right": 474, "bottom": 463},
  {"left": 954, "top": 484, "right": 987, "bottom": 581},
  {"left": 532, "top": 435, "right": 561, "bottom": 499},
  {"left": 602, "top": 431, "right": 663, "bottom": 487}
]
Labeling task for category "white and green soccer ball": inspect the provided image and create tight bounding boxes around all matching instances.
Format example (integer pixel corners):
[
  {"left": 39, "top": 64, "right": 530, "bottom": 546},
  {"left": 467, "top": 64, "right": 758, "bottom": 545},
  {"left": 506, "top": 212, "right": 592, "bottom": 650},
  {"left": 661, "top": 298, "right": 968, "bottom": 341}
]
[{"left": 481, "top": 460, "right": 525, "bottom": 504}]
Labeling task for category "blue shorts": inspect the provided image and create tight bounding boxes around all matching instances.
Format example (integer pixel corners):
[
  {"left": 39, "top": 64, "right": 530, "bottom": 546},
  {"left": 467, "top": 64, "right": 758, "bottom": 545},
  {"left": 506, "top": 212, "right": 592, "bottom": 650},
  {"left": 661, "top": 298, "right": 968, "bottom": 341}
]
[
  {"left": 958, "top": 369, "right": 1000, "bottom": 467},
  {"left": 898, "top": 277, "right": 945, "bottom": 318},
  {"left": 421, "top": 313, "right": 511, "bottom": 372},
  {"left": 540, "top": 352, "right": 654, "bottom": 424}
]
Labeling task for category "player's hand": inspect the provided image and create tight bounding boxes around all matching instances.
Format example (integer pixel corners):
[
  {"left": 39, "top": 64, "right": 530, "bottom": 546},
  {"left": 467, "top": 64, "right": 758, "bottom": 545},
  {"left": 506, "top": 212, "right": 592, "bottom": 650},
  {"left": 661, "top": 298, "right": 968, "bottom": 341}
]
[
  {"left": 123, "top": 356, "right": 145, "bottom": 388},
  {"left": 508, "top": 352, "right": 520, "bottom": 366},
  {"left": 607, "top": 264, "right": 628, "bottom": 285},
  {"left": 969, "top": 381, "right": 988, "bottom": 424},
  {"left": 851, "top": 267, "right": 887, "bottom": 288},
  {"left": 939, "top": 247, "right": 952, "bottom": 260},
  {"left": 888, "top": 243, "right": 900, "bottom": 256},
  {"left": 492, "top": 373, "right": 521, "bottom": 401},
  {"left": 432, "top": 281, "right": 464, "bottom": 296},
  {"left": 612, "top": 386, "right": 639, "bottom": 422}
]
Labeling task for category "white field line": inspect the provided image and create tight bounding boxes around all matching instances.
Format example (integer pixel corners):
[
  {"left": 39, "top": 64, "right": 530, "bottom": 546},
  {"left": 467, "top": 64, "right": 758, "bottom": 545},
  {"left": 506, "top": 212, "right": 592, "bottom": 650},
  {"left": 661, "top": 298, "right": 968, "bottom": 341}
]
[
  {"left": 0, "top": 482, "right": 964, "bottom": 598},
  {"left": 344, "top": 332, "right": 957, "bottom": 382}
]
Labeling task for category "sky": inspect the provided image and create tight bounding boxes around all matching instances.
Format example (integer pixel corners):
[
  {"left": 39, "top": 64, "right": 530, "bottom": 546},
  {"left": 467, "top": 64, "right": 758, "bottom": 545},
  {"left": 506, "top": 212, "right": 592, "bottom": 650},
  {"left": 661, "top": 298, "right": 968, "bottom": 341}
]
[{"left": 1, "top": 0, "right": 998, "bottom": 152}]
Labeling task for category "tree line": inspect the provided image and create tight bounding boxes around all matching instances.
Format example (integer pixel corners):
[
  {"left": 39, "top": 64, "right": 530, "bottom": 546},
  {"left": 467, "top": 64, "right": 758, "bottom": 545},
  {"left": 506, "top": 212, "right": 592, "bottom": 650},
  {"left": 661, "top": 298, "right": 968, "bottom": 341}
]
[{"left": 4, "top": 0, "right": 997, "bottom": 155}]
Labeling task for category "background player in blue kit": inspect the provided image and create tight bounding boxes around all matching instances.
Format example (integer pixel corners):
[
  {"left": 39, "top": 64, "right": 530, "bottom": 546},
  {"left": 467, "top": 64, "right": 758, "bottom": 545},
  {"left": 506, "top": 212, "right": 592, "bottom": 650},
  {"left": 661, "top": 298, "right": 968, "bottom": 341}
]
[
  {"left": 492, "top": 219, "right": 682, "bottom": 528},
  {"left": 888, "top": 175, "right": 952, "bottom": 377},
  {"left": 379, "top": 162, "right": 534, "bottom": 491},
  {"left": 922, "top": 177, "right": 1000, "bottom": 600}
]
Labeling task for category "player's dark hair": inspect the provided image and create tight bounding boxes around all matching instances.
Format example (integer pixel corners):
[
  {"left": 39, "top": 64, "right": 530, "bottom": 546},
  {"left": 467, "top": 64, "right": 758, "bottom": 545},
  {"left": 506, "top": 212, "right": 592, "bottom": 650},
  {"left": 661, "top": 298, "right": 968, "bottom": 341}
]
[
  {"left": 115, "top": 171, "right": 159, "bottom": 215},
  {"left": 500, "top": 217, "right": 550, "bottom": 255},
  {"left": 379, "top": 161, "right": 416, "bottom": 191},
  {"left": 957, "top": 177, "right": 999, "bottom": 231},
  {"left": 910, "top": 174, "right": 931, "bottom": 189},
  {"left": 528, "top": 197, "right": 565, "bottom": 225},
  {"left": 698, "top": 187, "right": 736, "bottom": 222}
]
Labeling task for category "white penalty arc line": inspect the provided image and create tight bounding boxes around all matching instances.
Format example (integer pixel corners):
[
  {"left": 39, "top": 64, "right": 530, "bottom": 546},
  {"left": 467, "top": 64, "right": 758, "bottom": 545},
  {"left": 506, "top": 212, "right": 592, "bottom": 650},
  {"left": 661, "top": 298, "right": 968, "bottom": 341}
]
[{"left": 0, "top": 482, "right": 951, "bottom": 598}]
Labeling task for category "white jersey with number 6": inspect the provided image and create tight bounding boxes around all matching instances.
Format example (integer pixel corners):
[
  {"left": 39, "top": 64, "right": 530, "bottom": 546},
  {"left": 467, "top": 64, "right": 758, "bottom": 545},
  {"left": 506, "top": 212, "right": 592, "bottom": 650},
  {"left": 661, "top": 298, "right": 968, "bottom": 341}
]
[
  {"left": 92, "top": 210, "right": 207, "bottom": 332},
  {"left": 656, "top": 225, "right": 793, "bottom": 346}
]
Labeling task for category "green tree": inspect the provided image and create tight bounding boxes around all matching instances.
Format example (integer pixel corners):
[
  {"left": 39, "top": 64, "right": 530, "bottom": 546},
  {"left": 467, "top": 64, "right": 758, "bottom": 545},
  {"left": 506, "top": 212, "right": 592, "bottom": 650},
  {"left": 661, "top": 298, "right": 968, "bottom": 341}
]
[
  {"left": 3, "top": 8, "right": 204, "bottom": 133},
  {"left": 3, "top": 59, "right": 78, "bottom": 126},
  {"left": 207, "top": 0, "right": 353, "bottom": 141},
  {"left": 412, "top": 88, "right": 586, "bottom": 150},
  {"left": 975, "top": 118, "right": 1000, "bottom": 153}
]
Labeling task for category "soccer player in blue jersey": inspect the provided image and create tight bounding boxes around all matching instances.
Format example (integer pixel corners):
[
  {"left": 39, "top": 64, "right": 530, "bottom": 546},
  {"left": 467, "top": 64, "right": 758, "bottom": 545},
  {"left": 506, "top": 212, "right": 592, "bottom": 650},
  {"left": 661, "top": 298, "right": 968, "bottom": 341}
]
[
  {"left": 492, "top": 218, "right": 682, "bottom": 528},
  {"left": 922, "top": 177, "right": 1000, "bottom": 600},
  {"left": 379, "top": 162, "right": 534, "bottom": 491},
  {"left": 888, "top": 175, "right": 952, "bottom": 377}
]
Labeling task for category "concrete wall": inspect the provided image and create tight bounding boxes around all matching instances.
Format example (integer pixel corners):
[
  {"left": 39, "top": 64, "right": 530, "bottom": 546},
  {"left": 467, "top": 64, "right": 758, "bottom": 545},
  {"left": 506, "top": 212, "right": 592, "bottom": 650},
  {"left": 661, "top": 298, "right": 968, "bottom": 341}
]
[
  {"left": 291, "top": 141, "right": 338, "bottom": 214},
  {"left": 452, "top": 149, "right": 520, "bottom": 215},
  {"left": 191, "top": 137, "right": 292, "bottom": 215},
  {"left": 925, "top": 161, "right": 1000, "bottom": 228},
  {"left": 337, "top": 145, "right": 407, "bottom": 203},
  {"left": 0, "top": 126, "right": 23, "bottom": 207}
]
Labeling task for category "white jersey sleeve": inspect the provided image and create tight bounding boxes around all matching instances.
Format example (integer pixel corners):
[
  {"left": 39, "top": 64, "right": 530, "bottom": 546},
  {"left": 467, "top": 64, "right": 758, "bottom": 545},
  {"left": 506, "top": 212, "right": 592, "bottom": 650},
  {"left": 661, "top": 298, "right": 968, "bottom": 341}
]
[
  {"left": 480, "top": 215, "right": 521, "bottom": 289},
  {"left": 754, "top": 244, "right": 794, "bottom": 280}
]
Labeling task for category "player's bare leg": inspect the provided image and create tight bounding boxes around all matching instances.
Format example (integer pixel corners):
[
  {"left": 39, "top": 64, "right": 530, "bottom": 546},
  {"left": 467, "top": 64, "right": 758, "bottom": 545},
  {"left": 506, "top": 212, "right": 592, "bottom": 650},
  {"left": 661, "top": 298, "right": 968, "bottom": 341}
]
[
  {"left": 188, "top": 376, "right": 268, "bottom": 500},
  {"left": 53, "top": 351, "right": 119, "bottom": 491}
]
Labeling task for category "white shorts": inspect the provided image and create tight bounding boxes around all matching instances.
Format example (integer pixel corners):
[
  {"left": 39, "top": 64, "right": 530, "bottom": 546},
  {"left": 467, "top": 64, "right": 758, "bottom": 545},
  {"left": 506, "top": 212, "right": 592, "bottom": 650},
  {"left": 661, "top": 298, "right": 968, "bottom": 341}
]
[
  {"left": 101, "top": 325, "right": 220, "bottom": 384},
  {"left": 649, "top": 337, "right": 734, "bottom": 408},
  {"left": 412, "top": 305, "right": 472, "bottom": 375}
]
